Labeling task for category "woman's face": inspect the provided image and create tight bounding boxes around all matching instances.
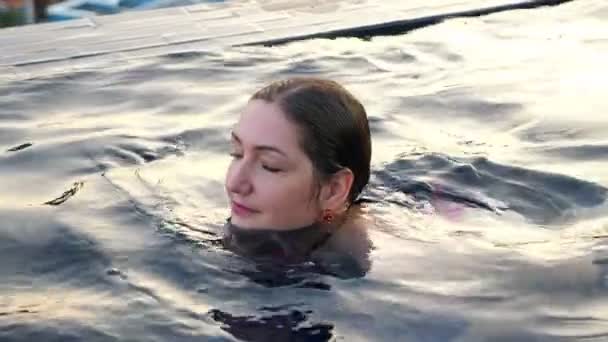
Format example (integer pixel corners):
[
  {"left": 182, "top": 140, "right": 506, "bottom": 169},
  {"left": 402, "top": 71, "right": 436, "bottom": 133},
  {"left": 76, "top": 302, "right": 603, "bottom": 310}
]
[{"left": 225, "top": 99, "right": 321, "bottom": 230}]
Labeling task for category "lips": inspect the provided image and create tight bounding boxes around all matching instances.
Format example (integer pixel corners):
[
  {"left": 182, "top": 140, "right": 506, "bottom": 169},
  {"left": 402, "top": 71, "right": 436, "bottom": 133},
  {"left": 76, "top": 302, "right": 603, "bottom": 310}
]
[{"left": 231, "top": 201, "right": 258, "bottom": 217}]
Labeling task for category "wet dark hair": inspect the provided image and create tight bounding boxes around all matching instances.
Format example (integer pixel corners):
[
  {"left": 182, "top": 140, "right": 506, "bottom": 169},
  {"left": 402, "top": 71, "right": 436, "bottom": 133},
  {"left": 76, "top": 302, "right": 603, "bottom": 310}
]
[{"left": 251, "top": 77, "right": 371, "bottom": 204}]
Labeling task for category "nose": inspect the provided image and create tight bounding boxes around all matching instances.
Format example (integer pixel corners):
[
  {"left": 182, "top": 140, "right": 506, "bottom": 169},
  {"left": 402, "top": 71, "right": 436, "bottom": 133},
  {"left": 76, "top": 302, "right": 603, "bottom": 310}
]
[{"left": 225, "top": 159, "right": 253, "bottom": 196}]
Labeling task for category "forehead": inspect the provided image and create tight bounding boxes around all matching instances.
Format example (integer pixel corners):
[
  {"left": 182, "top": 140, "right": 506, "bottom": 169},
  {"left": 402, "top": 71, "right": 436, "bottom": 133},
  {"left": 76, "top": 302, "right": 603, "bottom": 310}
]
[{"left": 234, "top": 100, "right": 301, "bottom": 149}]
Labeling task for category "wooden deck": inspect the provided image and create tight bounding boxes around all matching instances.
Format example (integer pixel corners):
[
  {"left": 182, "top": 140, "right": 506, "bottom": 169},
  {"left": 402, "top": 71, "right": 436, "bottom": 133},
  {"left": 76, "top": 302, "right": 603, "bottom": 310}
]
[{"left": 0, "top": 0, "right": 570, "bottom": 79}]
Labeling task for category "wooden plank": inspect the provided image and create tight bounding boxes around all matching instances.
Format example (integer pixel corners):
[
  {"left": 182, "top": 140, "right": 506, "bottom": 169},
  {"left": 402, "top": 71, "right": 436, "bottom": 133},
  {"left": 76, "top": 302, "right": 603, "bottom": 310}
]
[{"left": 0, "top": 0, "right": 573, "bottom": 71}]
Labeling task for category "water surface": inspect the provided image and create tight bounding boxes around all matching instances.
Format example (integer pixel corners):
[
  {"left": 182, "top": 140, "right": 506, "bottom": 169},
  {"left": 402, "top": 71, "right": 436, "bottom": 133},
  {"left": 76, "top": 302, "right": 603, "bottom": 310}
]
[{"left": 2, "top": 1, "right": 608, "bottom": 341}]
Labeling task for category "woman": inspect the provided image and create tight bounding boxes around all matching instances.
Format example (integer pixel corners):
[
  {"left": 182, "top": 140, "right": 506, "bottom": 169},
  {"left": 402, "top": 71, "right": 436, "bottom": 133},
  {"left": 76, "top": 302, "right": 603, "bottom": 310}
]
[{"left": 223, "top": 77, "right": 373, "bottom": 277}]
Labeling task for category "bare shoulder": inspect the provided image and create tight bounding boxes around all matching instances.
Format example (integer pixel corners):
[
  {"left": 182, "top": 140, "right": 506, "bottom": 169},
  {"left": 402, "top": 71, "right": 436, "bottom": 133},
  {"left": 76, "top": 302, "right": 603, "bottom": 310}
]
[
  {"left": 332, "top": 205, "right": 373, "bottom": 248},
  {"left": 313, "top": 204, "right": 374, "bottom": 277}
]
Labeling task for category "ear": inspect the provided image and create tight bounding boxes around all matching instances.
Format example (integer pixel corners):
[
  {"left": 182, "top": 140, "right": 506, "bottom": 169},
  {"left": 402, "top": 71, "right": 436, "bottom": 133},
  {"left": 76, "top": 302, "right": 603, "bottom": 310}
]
[{"left": 318, "top": 168, "right": 354, "bottom": 212}]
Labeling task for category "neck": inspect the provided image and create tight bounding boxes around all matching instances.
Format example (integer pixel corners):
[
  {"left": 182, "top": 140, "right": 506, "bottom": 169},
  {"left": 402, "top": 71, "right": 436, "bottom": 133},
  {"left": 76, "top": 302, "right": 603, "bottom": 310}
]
[{"left": 222, "top": 219, "right": 333, "bottom": 263}]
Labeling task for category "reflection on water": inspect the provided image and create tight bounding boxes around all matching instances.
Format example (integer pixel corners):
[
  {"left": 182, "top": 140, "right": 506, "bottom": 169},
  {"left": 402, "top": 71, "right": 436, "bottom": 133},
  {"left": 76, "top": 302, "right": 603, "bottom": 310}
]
[
  {"left": 2, "top": 1, "right": 608, "bottom": 341},
  {"left": 210, "top": 307, "right": 335, "bottom": 342}
]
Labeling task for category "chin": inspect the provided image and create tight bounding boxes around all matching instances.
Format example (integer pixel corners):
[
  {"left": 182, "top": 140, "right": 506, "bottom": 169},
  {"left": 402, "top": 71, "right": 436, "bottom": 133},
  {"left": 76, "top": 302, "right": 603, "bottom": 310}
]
[
  {"left": 230, "top": 216, "right": 260, "bottom": 229},
  {"left": 230, "top": 216, "right": 287, "bottom": 231}
]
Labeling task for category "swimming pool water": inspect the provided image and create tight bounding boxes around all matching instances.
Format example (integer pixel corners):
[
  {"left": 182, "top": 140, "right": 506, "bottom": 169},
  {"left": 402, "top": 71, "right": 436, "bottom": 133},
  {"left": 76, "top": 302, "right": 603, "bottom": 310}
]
[{"left": 1, "top": 1, "right": 608, "bottom": 341}]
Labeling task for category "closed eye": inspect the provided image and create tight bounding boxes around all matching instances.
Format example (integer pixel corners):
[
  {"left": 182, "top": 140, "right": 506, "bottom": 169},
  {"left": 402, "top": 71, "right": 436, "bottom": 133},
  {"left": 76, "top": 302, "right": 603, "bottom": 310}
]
[{"left": 262, "top": 165, "right": 282, "bottom": 173}]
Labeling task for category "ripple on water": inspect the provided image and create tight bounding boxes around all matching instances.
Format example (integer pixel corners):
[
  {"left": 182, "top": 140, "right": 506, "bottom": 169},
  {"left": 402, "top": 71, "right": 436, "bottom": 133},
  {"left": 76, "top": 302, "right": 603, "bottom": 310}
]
[{"left": 2, "top": 1, "right": 608, "bottom": 341}]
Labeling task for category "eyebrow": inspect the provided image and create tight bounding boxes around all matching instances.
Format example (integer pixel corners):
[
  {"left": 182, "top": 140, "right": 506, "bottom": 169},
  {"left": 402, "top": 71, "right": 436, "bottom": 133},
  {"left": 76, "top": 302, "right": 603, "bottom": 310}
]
[{"left": 231, "top": 131, "right": 288, "bottom": 158}]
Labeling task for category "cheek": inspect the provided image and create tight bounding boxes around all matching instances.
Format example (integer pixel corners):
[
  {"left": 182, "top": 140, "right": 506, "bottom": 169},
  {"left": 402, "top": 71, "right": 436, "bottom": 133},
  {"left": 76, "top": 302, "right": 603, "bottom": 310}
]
[{"left": 262, "top": 172, "right": 317, "bottom": 210}]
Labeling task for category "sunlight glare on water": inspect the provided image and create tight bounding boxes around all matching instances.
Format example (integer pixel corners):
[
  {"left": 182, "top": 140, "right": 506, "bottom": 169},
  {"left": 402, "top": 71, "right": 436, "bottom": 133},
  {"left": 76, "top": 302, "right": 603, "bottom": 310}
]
[{"left": 1, "top": 1, "right": 608, "bottom": 341}]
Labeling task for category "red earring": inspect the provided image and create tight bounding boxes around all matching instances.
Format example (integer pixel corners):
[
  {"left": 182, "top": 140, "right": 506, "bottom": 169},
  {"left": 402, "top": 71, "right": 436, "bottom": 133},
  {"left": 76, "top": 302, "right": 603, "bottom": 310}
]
[{"left": 322, "top": 209, "right": 334, "bottom": 224}]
